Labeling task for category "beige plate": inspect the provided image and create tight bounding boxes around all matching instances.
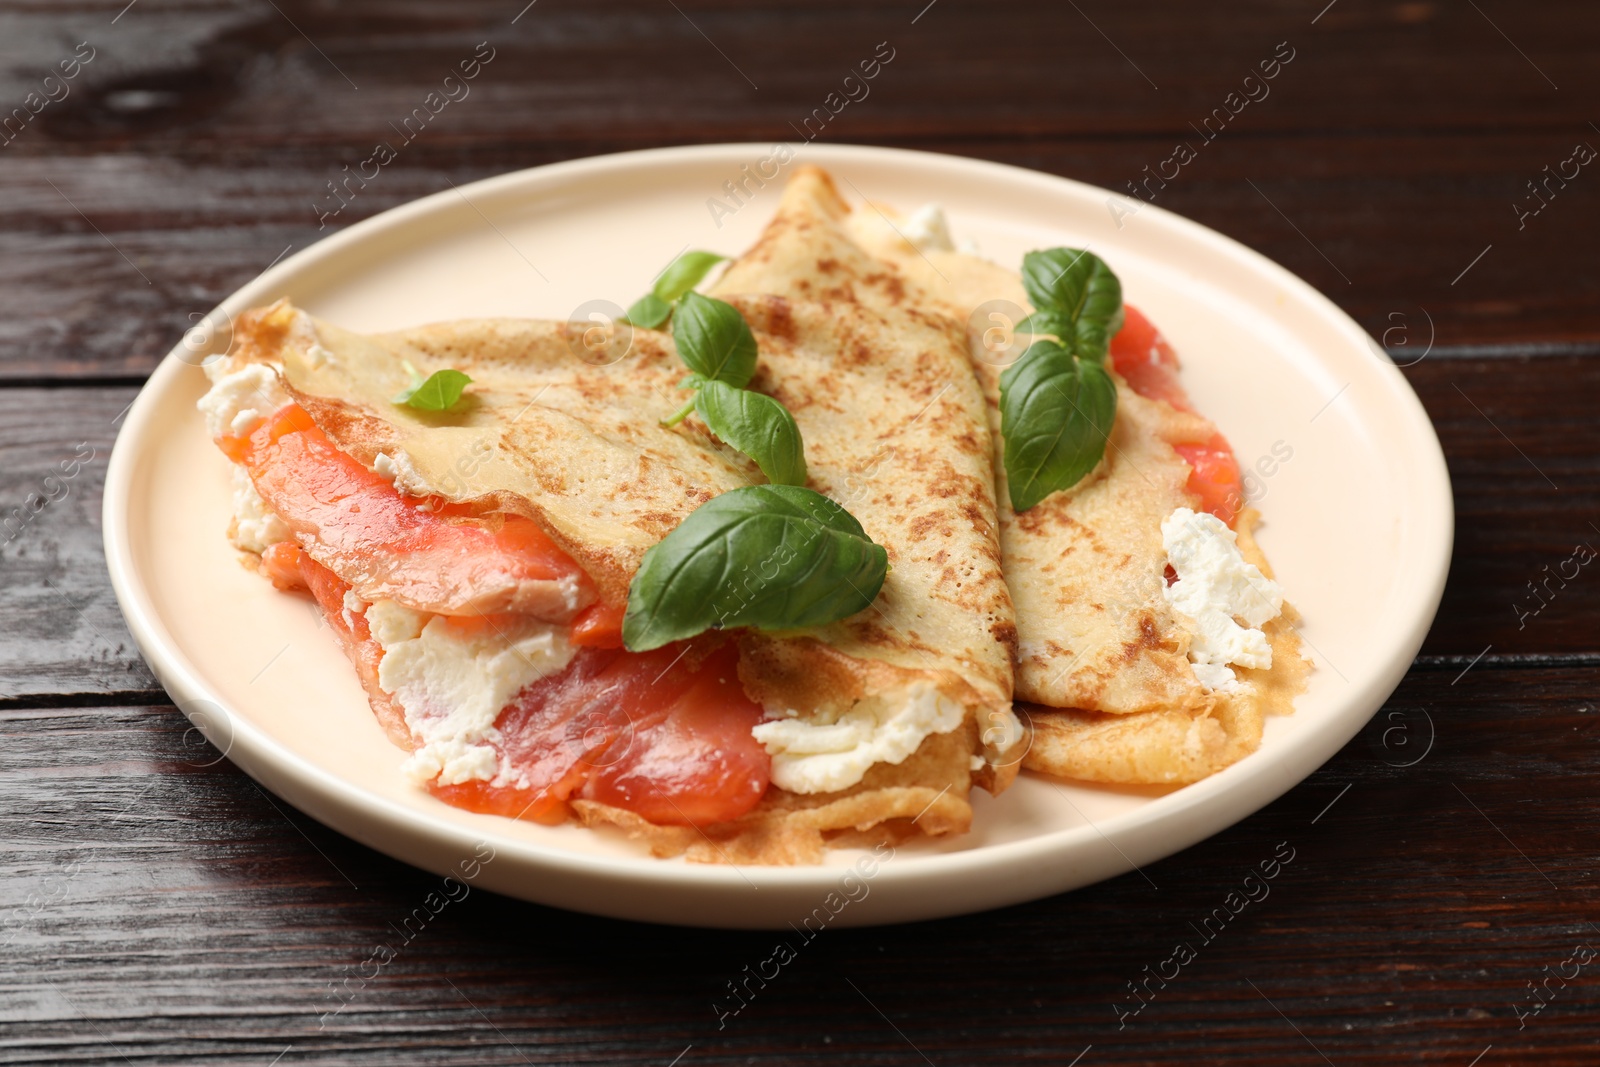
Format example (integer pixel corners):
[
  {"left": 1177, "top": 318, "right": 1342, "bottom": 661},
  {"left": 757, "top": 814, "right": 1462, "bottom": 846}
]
[{"left": 103, "top": 144, "right": 1452, "bottom": 928}]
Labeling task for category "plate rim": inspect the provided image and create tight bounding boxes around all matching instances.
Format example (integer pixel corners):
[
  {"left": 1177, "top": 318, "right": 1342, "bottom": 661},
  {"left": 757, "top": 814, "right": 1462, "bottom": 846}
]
[{"left": 102, "top": 141, "right": 1453, "bottom": 926}]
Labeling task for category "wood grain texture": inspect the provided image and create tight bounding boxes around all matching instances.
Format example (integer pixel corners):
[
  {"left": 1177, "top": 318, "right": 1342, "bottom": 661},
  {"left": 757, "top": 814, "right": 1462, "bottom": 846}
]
[
  {"left": 2, "top": 667, "right": 1597, "bottom": 1065},
  {"left": 4, "top": 0, "right": 1599, "bottom": 1062},
  {"left": 0, "top": 387, "right": 154, "bottom": 699},
  {"left": 2, "top": 0, "right": 1599, "bottom": 377}
]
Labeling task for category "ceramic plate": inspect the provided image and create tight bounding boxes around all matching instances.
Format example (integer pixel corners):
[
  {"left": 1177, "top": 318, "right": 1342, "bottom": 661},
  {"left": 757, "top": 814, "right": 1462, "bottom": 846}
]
[{"left": 102, "top": 144, "right": 1452, "bottom": 928}]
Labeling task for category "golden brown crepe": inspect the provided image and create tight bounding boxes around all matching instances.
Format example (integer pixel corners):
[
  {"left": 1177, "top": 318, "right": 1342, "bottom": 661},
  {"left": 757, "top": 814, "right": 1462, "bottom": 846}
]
[
  {"left": 212, "top": 293, "right": 1022, "bottom": 862},
  {"left": 714, "top": 165, "right": 1308, "bottom": 785}
]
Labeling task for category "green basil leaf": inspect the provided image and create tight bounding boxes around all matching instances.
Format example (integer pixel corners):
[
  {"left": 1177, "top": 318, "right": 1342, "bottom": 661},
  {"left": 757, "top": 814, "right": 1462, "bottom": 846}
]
[
  {"left": 653, "top": 250, "right": 728, "bottom": 303},
  {"left": 624, "top": 293, "right": 672, "bottom": 329},
  {"left": 1020, "top": 248, "right": 1123, "bottom": 361},
  {"left": 395, "top": 368, "right": 473, "bottom": 411},
  {"left": 672, "top": 291, "right": 757, "bottom": 388},
  {"left": 999, "top": 339, "right": 1117, "bottom": 512},
  {"left": 622, "top": 484, "right": 888, "bottom": 651},
  {"left": 695, "top": 379, "right": 807, "bottom": 486},
  {"left": 1014, "top": 310, "right": 1071, "bottom": 338},
  {"left": 1021, "top": 248, "right": 1123, "bottom": 323}
]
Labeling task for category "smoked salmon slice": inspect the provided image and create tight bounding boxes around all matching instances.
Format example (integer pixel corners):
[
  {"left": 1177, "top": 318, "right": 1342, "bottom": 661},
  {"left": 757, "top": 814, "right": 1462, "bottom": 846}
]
[
  {"left": 583, "top": 646, "right": 771, "bottom": 825},
  {"left": 226, "top": 403, "right": 595, "bottom": 620},
  {"left": 1111, "top": 307, "right": 1244, "bottom": 526},
  {"left": 262, "top": 529, "right": 771, "bottom": 828},
  {"left": 263, "top": 541, "right": 412, "bottom": 747},
  {"left": 1110, "top": 305, "right": 1190, "bottom": 413},
  {"left": 434, "top": 643, "right": 770, "bottom": 826}
]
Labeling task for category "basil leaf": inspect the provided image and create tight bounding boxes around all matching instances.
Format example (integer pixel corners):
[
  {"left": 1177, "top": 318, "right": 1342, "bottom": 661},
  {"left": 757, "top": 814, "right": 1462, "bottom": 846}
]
[
  {"left": 625, "top": 293, "right": 672, "bottom": 329},
  {"left": 999, "top": 339, "right": 1117, "bottom": 512},
  {"left": 695, "top": 379, "right": 807, "bottom": 486},
  {"left": 653, "top": 250, "right": 728, "bottom": 303},
  {"left": 623, "top": 251, "right": 728, "bottom": 328},
  {"left": 1020, "top": 248, "right": 1123, "bottom": 361},
  {"left": 622, "top": 484, "right": 888, "bottom": 651},
  {"left": 395, "top": 368, "right": 473, "bottom": 411},
  {"left": 672, "top": 291, "right": 757, "bottom": 388},
  {"left": 1014, "top": 310, "right": 1071, "bottom": 338}
]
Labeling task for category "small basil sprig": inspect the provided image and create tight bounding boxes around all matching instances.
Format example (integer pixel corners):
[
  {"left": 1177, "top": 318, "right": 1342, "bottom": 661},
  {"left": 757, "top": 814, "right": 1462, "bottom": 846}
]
[
  {"left": 622, "top": 484, "right": 888, "bottom": 651},
  {"left": 673, "top": 291, "right": 757, "bottom": 389},
  {"left": 1016, "top": 248, "right": 1125, "bottom": 360},
  {"left": 1000, "top": 248, "right": 1124, "bottom": 511},
  {"left": 625, "top": 250, "right": 728, "bottom": 328},
  {"left": 999, "top": 340, "right": 1117, "bottom": 512},
  {"left": 662, "top": 292, "right": 807, "bottom": 486},
  {"left": 695, "top": 380, "right": 807, "bottom": 487},
  {"left": 393, "top": 362, "right": 473, "bottom": 412}
]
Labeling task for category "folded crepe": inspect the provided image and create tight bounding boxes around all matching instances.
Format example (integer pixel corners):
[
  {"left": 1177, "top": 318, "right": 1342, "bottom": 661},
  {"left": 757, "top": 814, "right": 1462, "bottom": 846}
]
[
  {"left": 198, "top": 291, "right": 1022, "bottom": 864},
  {"left": 714, "top": 166, "right": 1308, "bottom": 785}
]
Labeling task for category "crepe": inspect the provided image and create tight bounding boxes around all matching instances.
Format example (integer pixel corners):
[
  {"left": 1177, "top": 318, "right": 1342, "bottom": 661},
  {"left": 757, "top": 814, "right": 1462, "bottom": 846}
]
[
  {"left": 203, "top": 291, "right": 1021, "bottom": 863},
  {"left": 714, "top": 165, "right": 1308, "bottom": 785}
]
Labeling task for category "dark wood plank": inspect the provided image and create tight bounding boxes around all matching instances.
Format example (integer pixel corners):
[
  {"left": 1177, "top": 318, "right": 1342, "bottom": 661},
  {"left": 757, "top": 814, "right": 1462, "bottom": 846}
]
[
  {"left": 3, "top": 0, "right": 1600, "bottom": 377},
  {"left": 2, "top": 665, "right": 1596, "bottom": 1064},
  {"left": 9, "top": 0, "right": 1597, "bottom": 143},
  {"left": 0, "top": 386, "right": 154, "bottom": 699},
  {"left": 8, "top": 129, "right": 1600, "bottom": 379},
  {"left": 4, "top": 2, "right": 1597, "bottom": 1059},
  {"left": 1411, "top": 353, "right": 1600, "bottom": 657}
]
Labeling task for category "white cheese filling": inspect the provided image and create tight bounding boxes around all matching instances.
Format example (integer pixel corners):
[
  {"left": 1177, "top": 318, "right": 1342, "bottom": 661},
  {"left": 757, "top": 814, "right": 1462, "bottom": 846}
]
[
  {"left": 1161, "top": 507, "right": 1283, "bottom": 694},
  {"left": 228, "top": 466, "right": 292, "bottom": 554},
  {"left": 197, "top": 362, "right": 286, "bottom": 440},
  {"left": 751, "top": 684, "right": 967, "bottom": 794},
  {"left": 380, "top": 448, "right": 433, "bottom": 499},
  {"left": 199, "top": 362, "right": 296, "bottom": 554},
  {"left": 365, "top": 600, "right": 576, "bottom": 787},
  {"left": 849, "top": 201, "right": 980, "bottom": 255},
  {"left": 902, "top": 203, "right": 956, "bottom": 252}
]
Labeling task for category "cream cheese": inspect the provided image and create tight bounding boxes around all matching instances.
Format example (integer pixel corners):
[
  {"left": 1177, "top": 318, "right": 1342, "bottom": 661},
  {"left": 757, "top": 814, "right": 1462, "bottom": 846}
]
[
  {"left": 751, "top": 684, "right": 966, "bottom": 794},
  {"left": 199, "top": 365, "right": 293, "bottom": 554},
  {"left": 197, "top": 362, "right": 285, "bottom": 440},
  {"left": 304, "top": 341, "right": 337, "bottom": 369},
  {"left": 1161, "top": 507, "right": 1283, "bottom": 693},
  {"left": 365, "top": 600, "right": 576, "bottom": 787},
  {"left": 902, "top": 203, "right": 955, "bottom": 252},
  {"left": 228, "top": 466, "right": 291, "bottom": 554},
  {"left": 340, "top": 589, "right": 366, "bottom": 630},
  {"left": 382, "top": 449, "right": 432, "bottom": 499}
]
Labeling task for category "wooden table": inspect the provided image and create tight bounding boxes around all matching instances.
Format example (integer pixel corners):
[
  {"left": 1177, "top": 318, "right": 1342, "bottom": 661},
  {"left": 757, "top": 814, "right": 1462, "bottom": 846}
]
[{"left": 4, "top": 1, "right": 1597, "bottom": 1062}]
